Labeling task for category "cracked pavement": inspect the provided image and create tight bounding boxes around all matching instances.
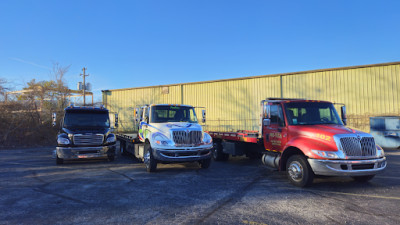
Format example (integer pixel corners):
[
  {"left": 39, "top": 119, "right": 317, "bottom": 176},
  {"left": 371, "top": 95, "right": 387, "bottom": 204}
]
[{"left": 0, "top": 145, "right": 399, "bottom": 225}]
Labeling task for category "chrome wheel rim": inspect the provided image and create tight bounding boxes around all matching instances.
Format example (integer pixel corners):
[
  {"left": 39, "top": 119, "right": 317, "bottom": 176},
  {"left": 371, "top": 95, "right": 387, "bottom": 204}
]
[{"left": 288, "top": 161, "right": 303, "bottom": 182}]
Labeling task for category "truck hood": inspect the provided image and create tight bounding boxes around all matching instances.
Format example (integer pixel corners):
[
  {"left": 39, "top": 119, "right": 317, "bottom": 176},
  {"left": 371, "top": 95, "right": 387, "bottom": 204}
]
[
  {"left": 287, "top": 124, "right": 372, "bottom": 153},
  {"left": 290, "top": 124, "right": 367, "bottom": 137},
  {"left": 62, "top": 127, "right": 110, "bottom": 135},
  {"left": 150, "top": 122, "right": 202, "bottom": 138}
]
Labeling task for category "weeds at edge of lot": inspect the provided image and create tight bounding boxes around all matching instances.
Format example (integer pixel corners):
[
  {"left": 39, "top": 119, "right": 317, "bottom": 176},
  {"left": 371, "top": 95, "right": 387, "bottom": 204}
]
[{"left": 0, "top": 103, "right": 59, "bottom": 149}]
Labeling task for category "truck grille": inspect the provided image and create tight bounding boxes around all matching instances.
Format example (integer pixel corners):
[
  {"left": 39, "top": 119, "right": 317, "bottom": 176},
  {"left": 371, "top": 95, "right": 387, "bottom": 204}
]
[
  {"left": 172, "top": 131, "right": 202, "bottom": 145},
  {"left": 339, "top": 137, "right": 376, "bottom": 157},
  {"left": 73, "top": 134, "right": 104, "bottom": 146}
]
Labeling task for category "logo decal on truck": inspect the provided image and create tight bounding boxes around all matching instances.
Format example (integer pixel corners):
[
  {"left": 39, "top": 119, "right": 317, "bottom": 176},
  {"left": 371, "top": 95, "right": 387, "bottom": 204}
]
[{"left": 315, "top": 133, "right": 332, "bottom": 142}]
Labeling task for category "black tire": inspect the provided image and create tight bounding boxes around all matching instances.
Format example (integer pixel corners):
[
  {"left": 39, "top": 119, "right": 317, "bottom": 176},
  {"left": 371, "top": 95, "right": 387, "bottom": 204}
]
[
  {"left": 352, "top": 175, "right": 375, "bottom": 182},
  {"left": 144, "top": 143, "right": 157, "bottom": 172},
  {"left": 56, "top": 155, "right": 64, "bottom": 165},
  {"left": 108, "top": 155, "right": 115, "bottom": 162},
  {"left": 120, "top": 141, "right": 128, "bottom": 156},
  {"left": 286, "top": 155, "right": 314, "bottom": 187},
  {"left": 212, "top": 141, "right": 229, "bottom": 161},
  {"left": 199, "top": 157, "right": 212, "bottom": 169}
]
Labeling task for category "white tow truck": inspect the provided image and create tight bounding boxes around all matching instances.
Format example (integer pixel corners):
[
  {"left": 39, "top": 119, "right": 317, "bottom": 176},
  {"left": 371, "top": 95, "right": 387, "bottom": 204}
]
[{"left": 116, "top": 104, "right": 213, "bottom": 172}]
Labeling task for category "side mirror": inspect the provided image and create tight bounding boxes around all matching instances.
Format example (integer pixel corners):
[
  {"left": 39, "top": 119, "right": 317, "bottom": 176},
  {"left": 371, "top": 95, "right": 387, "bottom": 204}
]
[
  {"left": 341, "top": 106, "right": 347, "bottom": 125},
  {"left": 134, "top": 108, "right": 139, "bottom": 122},
  {"left": 264, "top": 105, "right": 271, "bottom": 119},
  {"left": 202, "top": 110, "right": 206, "bottom": 123},
  {"left": 115, "top": 113, "right": 119, "bottom": 128},
  {"left": 52, "top": 112, "right": 57, "bottom": 127},
  {"left": 263, "top": 118, "right": 271, "bottom": 126}
]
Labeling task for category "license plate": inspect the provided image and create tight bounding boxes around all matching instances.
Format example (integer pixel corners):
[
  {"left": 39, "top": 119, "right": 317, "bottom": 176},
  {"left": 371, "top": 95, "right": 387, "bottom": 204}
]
[{"left": 78, "top": 154, "right": 97, "bottom": 158}]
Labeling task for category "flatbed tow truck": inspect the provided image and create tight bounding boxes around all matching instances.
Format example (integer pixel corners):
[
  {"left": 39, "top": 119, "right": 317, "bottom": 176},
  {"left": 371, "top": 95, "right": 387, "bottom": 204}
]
[
  {"left": 208, "top": 98, "right": 386, "bottom": 187},
  {"left": 116, "top": 104, "right": 213, "bottom": 172}
]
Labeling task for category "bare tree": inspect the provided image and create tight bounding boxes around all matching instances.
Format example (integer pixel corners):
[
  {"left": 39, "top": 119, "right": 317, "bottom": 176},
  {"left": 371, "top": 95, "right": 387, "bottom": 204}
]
[
  {"left": 0, "top": 78, "right": 9, "bottom": 101},
  {"left": 0, "top": 63, "right": 72, "bottom": 148},
  {"left": 52, "top": 63, "right": 71, "bottom": 109},
  {"left": 19, "top": 63, "right": 71, "bottom": 112}
]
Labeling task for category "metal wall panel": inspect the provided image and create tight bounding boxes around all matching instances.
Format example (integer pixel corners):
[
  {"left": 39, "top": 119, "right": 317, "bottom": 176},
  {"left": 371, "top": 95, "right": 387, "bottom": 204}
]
[
  {"left": 103, "top": 86, "right": 182, "bottom": 132},
  {"left": 182, "top": 77, "right": 281, "bottom": 132},
  {"left": 282, "top": 64, "right": 400, "bottom": 131},
  {"left": 103, "top": 62, "right": 400, "bottom": 133}
]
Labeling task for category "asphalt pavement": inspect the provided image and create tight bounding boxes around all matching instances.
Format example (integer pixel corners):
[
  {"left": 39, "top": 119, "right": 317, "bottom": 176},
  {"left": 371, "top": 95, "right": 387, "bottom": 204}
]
[{"left": 0, "top": 145, "right": 399, "bottom": 225}]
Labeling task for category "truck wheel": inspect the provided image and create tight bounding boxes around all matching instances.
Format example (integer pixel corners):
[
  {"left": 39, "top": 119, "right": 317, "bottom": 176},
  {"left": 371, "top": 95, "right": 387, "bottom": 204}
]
[
  {"left": 56, "top": 155, "right": 64, "bottom": 165},
  {"left": 352, "top": 175, "right": 375, "bottom": 182},
  {"left": 108, "top": 155, "right": 115, "bottom": 162},
  {"left": 144, "top": 144, "right": 157, "bottom": 172},
  {"left": 286, "top": 155, "right": 314, "bottom": 187},
  {"left": 199, "top": 158, "right": 211, "bottom": 169},
  {"left": 120, "top": 141, "right": 128, "bottom": 156},
  {"left": 212, "top": 141, "right": 229, "bottom": 161}
]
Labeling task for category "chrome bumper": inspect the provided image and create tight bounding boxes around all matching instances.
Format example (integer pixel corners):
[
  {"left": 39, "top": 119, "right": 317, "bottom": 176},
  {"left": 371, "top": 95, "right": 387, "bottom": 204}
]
[
  {"left": 56, "top": 145, "right": 116, "bottom": 160},
  {"left": 308, "top": 157, "right": 387, "bottom": 176},
  {"left": 153, "top": 146, "right": 212, "bottom": 162}
]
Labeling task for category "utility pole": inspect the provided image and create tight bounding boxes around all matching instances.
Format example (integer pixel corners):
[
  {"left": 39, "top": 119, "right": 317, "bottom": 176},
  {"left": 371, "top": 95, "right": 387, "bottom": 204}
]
[{"left": 80, "top": 67, "right": 89, "bottom": 106}]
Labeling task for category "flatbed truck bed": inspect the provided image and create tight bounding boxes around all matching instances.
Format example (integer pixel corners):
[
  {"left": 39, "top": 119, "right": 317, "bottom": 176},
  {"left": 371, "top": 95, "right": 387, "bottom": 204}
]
[{"left": 208, "top": 130, "right": 259, "bottom": 144}]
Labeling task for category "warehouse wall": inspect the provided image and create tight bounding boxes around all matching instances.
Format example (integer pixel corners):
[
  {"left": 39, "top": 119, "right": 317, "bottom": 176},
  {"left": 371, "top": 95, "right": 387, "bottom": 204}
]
[
  {"left": 103, "top": 62, "right": 400, "bottom": 133},
  {"left": 282, "top": 64, "right": 400, "bottom": 131},
  {"left": 103, "top": 85, "right": 183, "bottom": 131}
]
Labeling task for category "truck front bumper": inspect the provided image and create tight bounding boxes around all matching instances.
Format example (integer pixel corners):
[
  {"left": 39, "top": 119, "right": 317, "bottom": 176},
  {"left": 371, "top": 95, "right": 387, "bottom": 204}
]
[
  {"left": 153, "top": 146, "right": 212, "bottom": 162},
  {"left": 308, "top": 157, "right": 387, "bottom": 176},
  {"left": 56, "top": 145, "right": 116, "bottom": 160}
]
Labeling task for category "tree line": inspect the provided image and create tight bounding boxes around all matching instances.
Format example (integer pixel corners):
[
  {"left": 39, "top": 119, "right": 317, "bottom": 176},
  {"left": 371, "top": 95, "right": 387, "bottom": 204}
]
[{"left": 0, "top": 64, "right": 71, "bottom": 148}]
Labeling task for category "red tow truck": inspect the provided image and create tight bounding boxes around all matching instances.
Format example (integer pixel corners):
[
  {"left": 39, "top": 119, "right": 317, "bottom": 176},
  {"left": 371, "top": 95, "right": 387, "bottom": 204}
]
[{"left": 208, "top": 98, "right": 386, "bottom": 187}]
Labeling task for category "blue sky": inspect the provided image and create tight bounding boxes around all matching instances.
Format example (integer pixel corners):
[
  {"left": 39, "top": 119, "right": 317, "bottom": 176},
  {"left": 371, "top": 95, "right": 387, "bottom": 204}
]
[{"left": 1, "top": 0, "right": 399, "bottom": 102}]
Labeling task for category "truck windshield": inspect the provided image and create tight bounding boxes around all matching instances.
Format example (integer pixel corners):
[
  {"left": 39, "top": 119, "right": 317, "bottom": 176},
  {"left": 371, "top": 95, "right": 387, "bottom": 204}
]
[
  {"left": 151, "top": 106, "right": 198, "bottom": 123},
  {"left": 64, "top": 111, "right": 110, "bottom": 128},
  {"left": 284, "top": 102, "right": 343, "bottom": 125}
]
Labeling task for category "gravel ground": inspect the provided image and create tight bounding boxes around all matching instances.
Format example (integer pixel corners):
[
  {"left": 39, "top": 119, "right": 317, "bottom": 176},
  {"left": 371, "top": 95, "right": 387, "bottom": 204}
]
[{"left": 0, "top": 145, "right": 399, "bottom": 225}]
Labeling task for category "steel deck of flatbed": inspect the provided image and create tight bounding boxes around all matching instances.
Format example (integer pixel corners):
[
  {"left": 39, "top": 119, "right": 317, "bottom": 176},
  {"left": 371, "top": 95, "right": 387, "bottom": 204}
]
[
  {"left": 116, "top": 133, "right": 138, "bottom": 142},
  {"left": 207, "top": 130, "right": 259, "bottom": 143}
]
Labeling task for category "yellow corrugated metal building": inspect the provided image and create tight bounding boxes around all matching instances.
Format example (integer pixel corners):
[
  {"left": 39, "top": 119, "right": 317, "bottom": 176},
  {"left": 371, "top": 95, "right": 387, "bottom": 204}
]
[{"left": 102, "top": 62, "right": 400, "bottom": 133}]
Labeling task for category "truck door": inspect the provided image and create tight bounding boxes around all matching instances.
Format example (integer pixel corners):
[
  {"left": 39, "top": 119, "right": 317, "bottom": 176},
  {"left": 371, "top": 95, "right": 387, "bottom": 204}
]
[
  {"left": 263, "top": 103, "right": 288, "bottom": 152},
  {"left": 138, "top": 106, "right": 149, "bottom": 141}
]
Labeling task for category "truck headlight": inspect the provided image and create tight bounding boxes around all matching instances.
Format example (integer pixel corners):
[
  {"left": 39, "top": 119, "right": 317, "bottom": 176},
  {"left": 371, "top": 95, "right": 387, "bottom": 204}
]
[
  {"left": 202, "top": 132, "right": 212, "bottom": 145},
  {"left": 376, "top": 145, "right": 385, "bottom": 158},
  {"left": 106, "top": 134, "right": 116, "bottom": 143},
  {"left": 57, "top": 137, "right": 70, "bottom": 145},
  {"left": 152, "top": 133, "right": 173, "bottom": 146},
  {"left": 311, "top": 150, "right": 340, "bottom": 159}
]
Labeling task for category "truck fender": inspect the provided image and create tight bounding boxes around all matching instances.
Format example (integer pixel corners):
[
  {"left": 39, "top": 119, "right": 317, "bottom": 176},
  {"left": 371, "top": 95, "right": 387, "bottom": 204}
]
[
  {"left": 280, "top": 136, "right": 326, "bottom": 171},
  {"left": 283, "top": 136, "right": 315, "bottom": 158},
  {"left": 283, "top": 135, "right": 337, "bottom": 159}
]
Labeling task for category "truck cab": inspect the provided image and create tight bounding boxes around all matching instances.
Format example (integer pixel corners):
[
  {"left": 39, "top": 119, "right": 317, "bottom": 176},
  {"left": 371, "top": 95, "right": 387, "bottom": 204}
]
[
  {"left": 261, "top": 99, "right": 386, "bottom": 186},
  {"left": 121, "top": 104, "right": 213, "bottom": 172},
  {"left": 53, "top": 105, "right": 117, "bottom": 164}
]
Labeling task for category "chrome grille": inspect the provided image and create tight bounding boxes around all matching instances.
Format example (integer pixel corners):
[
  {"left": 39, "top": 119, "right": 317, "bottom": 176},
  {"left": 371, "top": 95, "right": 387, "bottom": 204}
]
[
  {"left": 339, "top": 137, "right": 376, "bottom": 157},
  {"left": 73, "top": 134, "right": 104, "bottom": 146},
  {"left": 172, "top": 131, "right": 202, "bottom": 145}
]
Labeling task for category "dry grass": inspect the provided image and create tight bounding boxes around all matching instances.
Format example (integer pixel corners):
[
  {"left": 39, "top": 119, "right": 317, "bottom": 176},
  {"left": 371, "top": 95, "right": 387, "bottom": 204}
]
[{"left": 0, "top": 102, "right": 62, "bottom": 149}]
